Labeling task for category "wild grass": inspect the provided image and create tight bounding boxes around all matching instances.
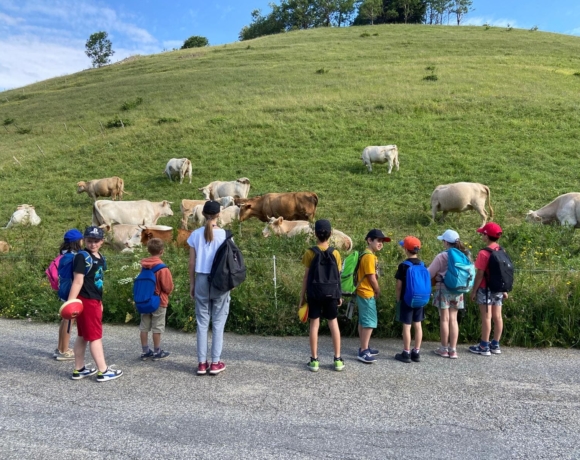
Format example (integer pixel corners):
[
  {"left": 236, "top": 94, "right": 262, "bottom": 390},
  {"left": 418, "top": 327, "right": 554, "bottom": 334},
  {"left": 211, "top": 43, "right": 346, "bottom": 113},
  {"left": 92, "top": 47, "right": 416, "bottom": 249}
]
[{"left": 1, "top": 25, "right": 580, "bottom": 346}]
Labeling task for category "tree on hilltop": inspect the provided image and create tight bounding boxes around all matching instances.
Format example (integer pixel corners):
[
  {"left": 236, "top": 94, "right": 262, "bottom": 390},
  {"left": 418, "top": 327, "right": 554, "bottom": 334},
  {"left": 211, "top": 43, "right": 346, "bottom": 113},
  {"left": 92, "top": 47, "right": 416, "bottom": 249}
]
[
  {"left": 85, "top": 31, "right": 115, "bottom": 68},
  {"left": 181, "top": 36, "right": 209, "bottom": 49},
  {"left": 359, "top": 0, "right": 383, "bottom": 25},
  {"left": 451, "top": 0, "right": 473, "bottom": 25}
]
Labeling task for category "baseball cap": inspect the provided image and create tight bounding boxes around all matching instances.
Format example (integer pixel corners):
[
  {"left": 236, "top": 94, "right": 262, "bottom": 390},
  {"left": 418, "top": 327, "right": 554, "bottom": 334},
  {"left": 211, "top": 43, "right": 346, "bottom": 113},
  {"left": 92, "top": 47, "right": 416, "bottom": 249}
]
[
  {"left": 399, "top": 236, "right": 422, "bottom": 252},
  {"left": 477, "top": 222, "right": 502, "bottom": 238},
  {"left": 63, "top": 228, "right": 83, "bottom": 243},
  {"left": 202, "top": 200, "right": 221, "bottom": 215},
  {"left": 437, "top": 229, "right": 460, "bottom": 244},
  {"left": 314, "top": 219, "right": 332, "bottom": 233},
  {"left": 83, "top": 226, "right": 104, "bottom": 240},
  {"left": 365, "top": 229, "right": 391, "bottom": 242}
]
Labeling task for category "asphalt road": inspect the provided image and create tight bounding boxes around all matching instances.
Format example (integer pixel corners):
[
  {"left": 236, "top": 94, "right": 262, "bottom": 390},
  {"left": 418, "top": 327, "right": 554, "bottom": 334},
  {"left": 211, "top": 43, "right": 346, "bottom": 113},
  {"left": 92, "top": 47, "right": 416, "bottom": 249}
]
[{"left": 0, "top": 318, "right": 579, "bottom": 459}]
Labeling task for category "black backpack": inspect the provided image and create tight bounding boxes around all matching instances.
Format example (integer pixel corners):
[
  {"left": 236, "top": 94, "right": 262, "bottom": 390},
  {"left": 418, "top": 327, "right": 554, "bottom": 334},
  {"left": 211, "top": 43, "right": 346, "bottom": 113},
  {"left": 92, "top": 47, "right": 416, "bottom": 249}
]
[
  {"left": 209, "top": 230, "right": 247, "bottom": 292},
  {"left": 307, "top": 246, "right": 341, "bottom": 301},
  {"left": 483, "top": 246, "right": 514, "bottom": 292}
]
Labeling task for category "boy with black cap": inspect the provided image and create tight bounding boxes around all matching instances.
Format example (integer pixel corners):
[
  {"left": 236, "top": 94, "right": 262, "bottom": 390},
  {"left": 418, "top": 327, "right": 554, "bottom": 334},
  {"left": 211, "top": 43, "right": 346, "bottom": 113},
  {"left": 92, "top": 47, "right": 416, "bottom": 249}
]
[
  {"left": 299, "top": 219, "right": 344, "bottom": 372},
  {"left": 356, "top": 229, "right": 390, "bottom": 364}
]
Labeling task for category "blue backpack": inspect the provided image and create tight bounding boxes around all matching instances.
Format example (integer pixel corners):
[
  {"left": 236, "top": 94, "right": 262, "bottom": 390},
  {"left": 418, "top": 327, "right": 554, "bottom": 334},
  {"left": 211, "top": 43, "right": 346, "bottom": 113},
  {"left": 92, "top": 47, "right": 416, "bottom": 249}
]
[
  {"left": 57, "top": 251, "right": 97, "bottom": 301},
  {"left": 133, "top": 264, "right": 167, "bottom": 314},
  {"left": 402, "top": 260, "right": 431, "bottom": 308},
  {"left": 443, "top": 248, "right": 475, "bottom": 294}
]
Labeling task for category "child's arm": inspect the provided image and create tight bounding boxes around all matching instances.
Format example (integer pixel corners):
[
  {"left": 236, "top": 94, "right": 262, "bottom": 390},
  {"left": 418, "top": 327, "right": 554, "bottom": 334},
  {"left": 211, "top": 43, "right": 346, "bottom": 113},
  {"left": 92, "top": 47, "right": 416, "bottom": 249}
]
[
  {"left": 470, "top": 269, "right": 485, "bottom": 301},
  {"left": 395, "top": 279, "right": 402, "bottom": 302},
  {"left": 158, "top": 268, "right": 174, "bottom": 295},
  {"left": 366, "top": 273, "right": 380, "bottom": 298},
  {"left": 298, "top": 268, "right": 309, "bottom": 308},
  {"left": 189, "top": 247, "right": 196, "bottom": 299},
  {"left": 67, "top": 272, "right": 84, "bottom": 301}
]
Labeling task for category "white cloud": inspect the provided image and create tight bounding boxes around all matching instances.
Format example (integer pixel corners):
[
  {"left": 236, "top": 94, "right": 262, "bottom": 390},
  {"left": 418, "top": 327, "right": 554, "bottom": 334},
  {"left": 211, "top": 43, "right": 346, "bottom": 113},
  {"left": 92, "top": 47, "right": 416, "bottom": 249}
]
[
  {"left": 463, "top": 16, "right": 519, "bottom": 28},
  {"left": 0, "top": 11, "right": 23, "bottom": 25}
]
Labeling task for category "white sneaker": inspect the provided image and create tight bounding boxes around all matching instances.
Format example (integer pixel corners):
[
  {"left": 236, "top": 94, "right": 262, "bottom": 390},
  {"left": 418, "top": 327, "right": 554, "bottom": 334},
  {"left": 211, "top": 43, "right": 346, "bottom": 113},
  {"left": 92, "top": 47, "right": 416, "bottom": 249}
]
[{"left": 96, "top": 367, "right": 123, "bottom": 382}]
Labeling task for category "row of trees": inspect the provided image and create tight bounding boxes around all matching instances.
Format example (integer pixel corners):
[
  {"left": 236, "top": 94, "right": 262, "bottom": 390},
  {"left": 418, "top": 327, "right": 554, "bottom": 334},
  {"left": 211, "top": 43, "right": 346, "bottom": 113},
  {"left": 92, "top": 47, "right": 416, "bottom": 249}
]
[{"left": 239, "top": 0, "right": 473, "bottom": 40}]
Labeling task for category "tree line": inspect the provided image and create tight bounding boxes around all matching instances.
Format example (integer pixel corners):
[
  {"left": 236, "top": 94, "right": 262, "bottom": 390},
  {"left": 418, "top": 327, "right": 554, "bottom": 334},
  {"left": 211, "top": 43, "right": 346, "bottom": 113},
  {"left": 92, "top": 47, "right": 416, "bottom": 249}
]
[{"left": 239, "top": 0, "right": 473, "bottom": 40}]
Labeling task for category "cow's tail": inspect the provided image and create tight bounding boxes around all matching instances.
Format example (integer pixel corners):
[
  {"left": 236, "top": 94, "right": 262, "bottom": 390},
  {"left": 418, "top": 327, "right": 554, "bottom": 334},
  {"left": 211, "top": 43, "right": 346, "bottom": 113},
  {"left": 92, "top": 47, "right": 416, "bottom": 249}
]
[{"left": 484, "top": 185, "right": 494, "bottom": 218}]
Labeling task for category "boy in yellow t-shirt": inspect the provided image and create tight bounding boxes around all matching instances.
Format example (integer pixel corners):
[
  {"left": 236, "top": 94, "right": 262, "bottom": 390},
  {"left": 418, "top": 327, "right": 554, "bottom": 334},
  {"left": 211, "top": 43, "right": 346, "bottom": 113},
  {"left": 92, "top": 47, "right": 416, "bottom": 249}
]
[{"left": 356, "top": 229, "right": 391, "bottom": 364}]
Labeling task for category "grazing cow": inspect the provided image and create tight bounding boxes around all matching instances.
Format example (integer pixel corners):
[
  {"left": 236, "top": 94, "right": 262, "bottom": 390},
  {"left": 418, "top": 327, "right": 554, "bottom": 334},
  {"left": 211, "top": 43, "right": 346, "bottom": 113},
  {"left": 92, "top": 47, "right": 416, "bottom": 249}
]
[
  {"left": 0, "top": 241, "right": 9, "bottom": 253},
  {"left": 4, "top": 204, "right": 41, "bottom": 228},
  {"left": 140, "top": 225, "right": 174, "bottom": 245},
  {"left": 238, "top": 192, "right": 318, "bottom": 222},
  {"left": 431, "top": 182, "right": 493, "bottom": 227},
  {"left": 164, "top": 158, "right": 192, "bottom": 184},
  {"left": 262, "top": 217, "right": 313, "bottom": 238},
  {"left": 526, "top": 193, "right": 580, "bottom": 227},
  {"left": 92, "top": 200, "right": 173, "bottom": 226},
  {"left": 198, "top": 178, "right": 251, "bottom": 200},
  {"left": 329, "top": 229, "right": 353, "bottom": 252},
  {"left": 180, "top": 199, "right": 207, "bottom": 229},
  {"left": 216, "top": 196, "right": 236, "bottom": 208},
  {"left": 176, "top": 228, "right": 193, "bottom": 248},
  {"left": 361, "top": 145, "right": 399, "bottom": 173},
  {"left": 77, "top": 177, "right": 124, "bottom": 201},
  {"left": 219, "top": 206, "right": 240, "bottom": 226},
  {"left": 99, "top": 224, "right": 142, "bottom": 251}
]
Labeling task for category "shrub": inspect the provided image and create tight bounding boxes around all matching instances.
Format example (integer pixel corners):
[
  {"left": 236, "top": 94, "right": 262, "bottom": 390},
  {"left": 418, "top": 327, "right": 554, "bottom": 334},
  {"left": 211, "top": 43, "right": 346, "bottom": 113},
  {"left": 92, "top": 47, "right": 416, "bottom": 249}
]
[
  {"left": 3, "top": 117, "right": 14, "bottom": 125},
  {"left": 157, "top": 117, "right": 180, "bottom": 124},
  {"left": 120, "top": 97, "right": 143, "bottom": 111},
  {"left": 106, "top": 115, "right": 131, "bottom": 128},
  {"left": 360, "top": 32, "right": 370, "bottom": 37},
  {"left": 181, "top": 36, "right": 209, "bottom": 49},
  {"left": 315, "top": 68, "right": 329, "bottom": 74},
  {"left": 423, "top": 74, "right": 438, "bottom": 81}
]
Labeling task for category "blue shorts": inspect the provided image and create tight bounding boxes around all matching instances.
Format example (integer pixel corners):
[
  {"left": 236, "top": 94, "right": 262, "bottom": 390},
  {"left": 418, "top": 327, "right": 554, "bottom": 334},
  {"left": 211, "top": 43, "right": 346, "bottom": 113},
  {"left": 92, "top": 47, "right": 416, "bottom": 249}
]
[
  {"left": 395, "top": 300, "right": 425, "bottom": 325},
  {"left": 357, "top": 296, "right": 377, "bottom": 328}
]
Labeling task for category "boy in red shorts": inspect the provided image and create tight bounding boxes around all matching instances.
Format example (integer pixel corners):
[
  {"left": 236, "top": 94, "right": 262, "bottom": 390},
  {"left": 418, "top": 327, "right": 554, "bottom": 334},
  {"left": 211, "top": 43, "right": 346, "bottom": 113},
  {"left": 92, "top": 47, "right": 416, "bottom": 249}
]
[{"left": 68, "top": 226, "right": 123, "bottom": 382}]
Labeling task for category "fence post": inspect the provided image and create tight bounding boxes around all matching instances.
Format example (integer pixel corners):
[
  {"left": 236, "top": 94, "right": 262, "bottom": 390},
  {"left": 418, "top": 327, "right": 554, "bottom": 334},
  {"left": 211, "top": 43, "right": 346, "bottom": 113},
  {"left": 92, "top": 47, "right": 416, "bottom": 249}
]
[{"left": 273, "top": 255, "right": 278, "bottom": 310}]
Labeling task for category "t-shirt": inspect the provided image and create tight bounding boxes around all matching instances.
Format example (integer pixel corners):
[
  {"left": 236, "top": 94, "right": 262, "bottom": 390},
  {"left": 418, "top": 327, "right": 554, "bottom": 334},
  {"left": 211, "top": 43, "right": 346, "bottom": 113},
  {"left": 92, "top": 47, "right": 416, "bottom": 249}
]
[
  {"left": 355, "top": 251, "right": 378, "bottom": 299},
  {"left": 302, "top": 245, "right": 342, "bottom": 272},
  {"left": 73, "top": 251, "right": 106, "bottom": 300},
  {"left": 187, "top": 227, "right": 227, "bottom": 274},
  {"left": 474, "top": 243, "right": 500, "bottom": 289},
  {"left": 428, "top": 251, "right": 449, "bottom": 289},
  {"left": 395, "top": 258, "right": 423, "bottom": 306}
]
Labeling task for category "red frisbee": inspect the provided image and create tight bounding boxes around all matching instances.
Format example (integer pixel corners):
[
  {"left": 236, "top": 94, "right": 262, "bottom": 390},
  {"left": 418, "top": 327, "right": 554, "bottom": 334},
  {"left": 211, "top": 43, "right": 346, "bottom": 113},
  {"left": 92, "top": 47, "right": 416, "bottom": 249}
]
[{"left": 59, "top": 299, "right": 83, "bottom": 320}]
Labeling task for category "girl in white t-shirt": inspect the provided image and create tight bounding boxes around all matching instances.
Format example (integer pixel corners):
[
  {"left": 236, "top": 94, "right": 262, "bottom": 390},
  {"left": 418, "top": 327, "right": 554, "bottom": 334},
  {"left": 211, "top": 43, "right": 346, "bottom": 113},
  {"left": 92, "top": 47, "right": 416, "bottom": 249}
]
[
  {"left": 187, "top": 201, "right": 230, "bottom": 376},
  {"left": 427, "top": 229, "right": 471, "bottom": 359}
]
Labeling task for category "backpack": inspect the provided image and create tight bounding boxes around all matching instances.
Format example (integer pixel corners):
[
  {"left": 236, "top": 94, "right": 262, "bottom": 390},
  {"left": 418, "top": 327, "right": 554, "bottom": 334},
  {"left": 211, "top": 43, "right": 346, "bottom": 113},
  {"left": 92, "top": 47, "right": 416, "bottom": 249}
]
[
  {"left": 340, "top": 249, "right": 371, "bottom": 295},
  {"left": 307, "top": 246, "right": 341, "bottom": 301},
  {"left": 402, "top": 260, "right": 431, "bottom": 308},
  {"left": 57, "top": 250, "right": 98, "bottom": 301},
  {"left": 209, "top": 230, "right": 247, "bottom": 293},
  {"left": 133, "top": 264, "right": 167, "bottom": 314},
  {"left": 443, "top": 248, "right": 475, "bottom": 294},
  {"left": 483, "top": 246, "right": 514, "bottom": 293},
  {"left": 46, "top": 254, "right": 63, "bottom": 291}
]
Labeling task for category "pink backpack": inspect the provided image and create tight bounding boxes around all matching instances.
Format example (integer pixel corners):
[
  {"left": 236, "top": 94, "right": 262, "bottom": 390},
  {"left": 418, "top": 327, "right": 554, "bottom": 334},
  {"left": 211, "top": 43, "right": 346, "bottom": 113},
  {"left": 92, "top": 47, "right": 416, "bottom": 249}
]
[{"left": 45, "top": 254, "right": 63, "bottom": 291}]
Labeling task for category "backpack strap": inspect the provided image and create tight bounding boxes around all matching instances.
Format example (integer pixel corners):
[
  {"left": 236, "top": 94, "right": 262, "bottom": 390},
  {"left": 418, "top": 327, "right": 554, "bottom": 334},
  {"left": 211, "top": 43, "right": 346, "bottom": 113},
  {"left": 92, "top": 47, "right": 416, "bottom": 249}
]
[
  {"left": 225, "top": 230, "right": 233, "bottom": 240},
  {"left": 354, "top": 249, "right": 373, "bottom": 289},
  {"left": 151, "top": 264, "right": 167, "bottom": 274}
]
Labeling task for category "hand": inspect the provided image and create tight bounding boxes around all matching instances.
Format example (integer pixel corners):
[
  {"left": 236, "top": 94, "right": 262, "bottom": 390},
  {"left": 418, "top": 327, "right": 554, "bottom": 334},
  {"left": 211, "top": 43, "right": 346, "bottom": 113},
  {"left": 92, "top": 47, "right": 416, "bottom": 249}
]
[
  {"left": 101, "top": 302, "right": 103, "bottom": 312},
  {"left": 374, "top": 290, "right": 380, "bottom": 299},
  {"left": 190, "top": 285, "right": 195, "bottom": 299},
  {"left": 503, "top": 292, "right": 509, "bottom": 300},
  {"left": 470, "top": 291, "right": 476, "bottom": 302},
  {"left": 338, "top": 298, "right": 343, "bottom": 307}
]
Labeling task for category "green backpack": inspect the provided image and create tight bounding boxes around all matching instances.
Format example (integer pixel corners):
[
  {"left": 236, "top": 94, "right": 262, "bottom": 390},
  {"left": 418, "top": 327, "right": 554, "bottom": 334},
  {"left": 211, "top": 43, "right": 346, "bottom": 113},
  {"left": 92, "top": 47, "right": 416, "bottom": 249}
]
[{"left": 340, "top": 249, "right": 372, "bottom": 296}]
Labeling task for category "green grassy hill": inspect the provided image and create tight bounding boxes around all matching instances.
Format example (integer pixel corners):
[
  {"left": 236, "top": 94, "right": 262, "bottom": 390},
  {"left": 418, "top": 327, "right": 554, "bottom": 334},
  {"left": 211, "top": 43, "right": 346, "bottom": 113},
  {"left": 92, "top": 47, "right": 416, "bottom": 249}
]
[{"left": 1, "top": 25, "right": 580, "bottom": 345}]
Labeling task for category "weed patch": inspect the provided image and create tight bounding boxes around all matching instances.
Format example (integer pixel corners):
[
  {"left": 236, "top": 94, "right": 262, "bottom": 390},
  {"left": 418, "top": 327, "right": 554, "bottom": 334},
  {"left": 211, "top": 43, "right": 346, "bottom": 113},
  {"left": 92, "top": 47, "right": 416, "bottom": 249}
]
[{"left": 120, "top": 96, "right": 143, "bottom": 111}]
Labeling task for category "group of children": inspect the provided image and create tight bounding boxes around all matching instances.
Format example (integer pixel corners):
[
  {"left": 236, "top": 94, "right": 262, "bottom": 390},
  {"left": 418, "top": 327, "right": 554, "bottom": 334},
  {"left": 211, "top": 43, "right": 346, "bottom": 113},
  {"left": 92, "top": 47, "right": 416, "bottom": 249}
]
[
  {"left": 301, "top": 220, "right": 510, "bottom": 371},
  {"left": 50, "top": 201, "right": 509, "bottom": 380}
]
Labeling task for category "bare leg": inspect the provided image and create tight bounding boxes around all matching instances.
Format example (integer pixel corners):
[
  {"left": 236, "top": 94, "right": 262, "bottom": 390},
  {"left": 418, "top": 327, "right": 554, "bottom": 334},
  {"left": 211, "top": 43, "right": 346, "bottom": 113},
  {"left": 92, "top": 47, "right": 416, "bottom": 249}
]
[
  {"left": 448, "top": 308, "right": 459, "bottom": 349},
  {"left": 73, "top": 336, "right": 88, "bottom": 370},
  {"left": 359, "top": 327, "right": 373, "bottom": 351},
  {"left": 140, "top": 331, "right": 149, "bottom": 347},
  {"left": 402, "top": 324, "right": 412, "bottom": 350},
  {"left": 58, "top": 319, "right": 72, "bottom": 352},
  {"left": 309, "top": 318, "right": 320, "bottom": 358},
  {"left": 88, "top": 339, "right": 108, "bottom": 372},
  {"left": 439, "top": 308, "right": 449, "bottom": 348},
  {"left": 327, "top": 319, "right": 341, "bottom": 358},
  {"left": 153, "top": 332, "right": 161, "bottom": 349},
  {"left": 479, "top": 303, "right": 492, "bottom": 342},
  {"left": 491, "top": 305, "right": 503, "bottom": 342},
  {"left": 412, "top": 322, "right": 423, "bottom": 350}
]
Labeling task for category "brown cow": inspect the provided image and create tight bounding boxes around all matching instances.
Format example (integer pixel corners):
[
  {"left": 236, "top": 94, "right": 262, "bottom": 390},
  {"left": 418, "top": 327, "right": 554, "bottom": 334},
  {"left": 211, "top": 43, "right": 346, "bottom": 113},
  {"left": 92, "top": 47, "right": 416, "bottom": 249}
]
[
  {"left": 176, "top": 228, "right": 193, "bottom": 248},
  {"left": 238, "top": 192, "right": 318, "bottom": 222},
  {"left": 77, "top": 177, "right": 124, "bottom": 201},
  {"left": 140, "top": 226, "right": 174, "bottom": 245},
  {"left": 180, "top": 199, "right": 208, "bottom": 229}
]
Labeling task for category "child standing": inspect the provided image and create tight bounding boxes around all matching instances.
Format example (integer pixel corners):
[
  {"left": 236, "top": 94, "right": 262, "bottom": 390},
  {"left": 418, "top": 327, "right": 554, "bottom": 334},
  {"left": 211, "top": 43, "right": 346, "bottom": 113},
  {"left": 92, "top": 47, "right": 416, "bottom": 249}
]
[
  {"left": 469, "top": 222, "right": 509, "bottom": 356},
  {"left": 69, "top": 226, "right": 123, "bottom": 382},
  {"left": 356, "top": 229, "right": 390, "bottom": 364},
  {"left": 427, "top": 229, "right": 471, "bottom": 359},
  {"left": 394, "top": 236, "right": 425, "bottom": 363},
  {"left": 298, "top": 219, "right": 344, "bottom": 372},
  {"left": 139, "top": 238, "right": 174, "bottom": 361}
]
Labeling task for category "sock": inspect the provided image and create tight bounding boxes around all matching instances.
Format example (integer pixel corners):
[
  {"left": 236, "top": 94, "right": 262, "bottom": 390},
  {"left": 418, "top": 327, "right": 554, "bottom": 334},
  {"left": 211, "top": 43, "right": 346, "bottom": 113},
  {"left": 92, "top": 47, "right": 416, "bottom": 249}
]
[
  {"left": 76, "top": 366, "right": 85, "bottom": 372},
  {"left": 480, "top": 340, "right": 490, "bottom": 348},
  {"left": 413, "top": 348, "right": 420, "bottom": 353},
  {"left": 154, "top": 347, "right": 161, "bottom": 354},
  {"left": 449, "top": 348, "right": 456, "bottom": 352},
  {"left": 311, "top": 357, "right": 318, "bottom": 361},
  {"left": 334, "top": 356, "right": 342, "bottom": 360},
  {"left": 491, "top": 339, "right": 499, "bottom": 346},
  {"left": 403, "top": 349, "right": 410, "bottom": 353},
  {"left": 142, "top": 345, "right": 150, "bottom": 354}
]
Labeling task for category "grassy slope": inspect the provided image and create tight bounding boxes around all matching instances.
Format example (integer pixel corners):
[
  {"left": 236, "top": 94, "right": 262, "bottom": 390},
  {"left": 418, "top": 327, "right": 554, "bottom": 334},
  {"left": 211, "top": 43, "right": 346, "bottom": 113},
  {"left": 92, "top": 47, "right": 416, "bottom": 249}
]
[{"left": 1, "top": 25, "right": 580, "bottom": 345}]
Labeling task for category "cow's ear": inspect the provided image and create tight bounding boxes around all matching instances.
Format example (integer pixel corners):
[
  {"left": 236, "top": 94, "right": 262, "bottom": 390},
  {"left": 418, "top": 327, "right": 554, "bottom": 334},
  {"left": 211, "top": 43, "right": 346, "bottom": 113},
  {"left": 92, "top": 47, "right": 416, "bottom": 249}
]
[{"left": 276, "top": 217, "right": 283, "bottom": 224}]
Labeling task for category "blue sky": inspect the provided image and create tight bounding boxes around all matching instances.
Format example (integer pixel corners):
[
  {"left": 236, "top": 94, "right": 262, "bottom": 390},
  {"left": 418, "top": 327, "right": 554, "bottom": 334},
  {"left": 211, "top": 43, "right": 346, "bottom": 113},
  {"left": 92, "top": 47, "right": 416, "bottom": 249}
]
[{"left": 1, "top": 0, "right": 579, "bottom": 90}]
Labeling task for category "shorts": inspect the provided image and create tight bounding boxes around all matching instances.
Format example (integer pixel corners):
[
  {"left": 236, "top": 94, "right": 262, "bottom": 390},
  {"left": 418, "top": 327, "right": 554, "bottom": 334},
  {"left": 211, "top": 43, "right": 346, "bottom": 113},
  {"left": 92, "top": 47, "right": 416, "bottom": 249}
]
[
  {"left": 308, "top": 298, "right": 338, "bottom": 320},
  {"left": 396, "top": 300, "right": 425, "bottom": 325},
  {"left": 139, "top": 307, "right": 167, "bottom": 333},
  {"left": 433, "top": 286, "right": 464, "bottom": 310},
  {"left": 357, "top": 295, "right": 377, "bottom": 328},
  {"left": 76, "top": 296, "right": 103, "bottom": 342},
  {"left": 476, "top": 288, "right": 504, "bottom": 307}
]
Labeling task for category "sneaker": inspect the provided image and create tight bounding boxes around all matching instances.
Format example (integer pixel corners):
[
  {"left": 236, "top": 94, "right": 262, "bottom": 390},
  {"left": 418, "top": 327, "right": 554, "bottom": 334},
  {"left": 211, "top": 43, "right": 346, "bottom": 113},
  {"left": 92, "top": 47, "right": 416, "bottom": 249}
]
[
  {"left": 469, "top": 344, "right": 491, "bottom": 356},
  {"left": 53, "top": 348, "right": 59, "bottom": 358},
  {"left": 55, "top": 349, "right": 75, "bottom": 361},
  {"left": 71, "top": 366, "right": 97, "bottom": 380},
  {"left": 197, "top": 362, "right": 209, "bottom": 375},
  {"left": 368, "top": 347, "right": 379, "bottom": 356},
  {"left": 411, "top": 349, "right": 420, "bottom": 362},
  {"left": 209, "top": 361, "right": 226, "bottom": 375},
  {"left": 490, "top": 341, "right": 502, "bottom": 355},
  {"left": 96, "top": 367, "right": 123, "bottom": 382},
  {"left": 152, "top": 350, "right": 170, "bottom": 361},
  {"left": 434, "top": 347, "right": 449, "bottom": 358},
  {"left": 307, "top": 358, "right": 319, "bottom": 372},
  {"left": 140, "top": 349, "right": 154, "bottom": 361},
  {"left": 448, "top": 349, "right": 458, "bottom": 359},
  {"left": 395, "top": 351, "right": 411, "bottom": 363},
  {"left": 334, "top": 357, "right": 345, "bottom": 372},
  {"left": 357, "top": 349, "right": 376, "bottom": 364}
]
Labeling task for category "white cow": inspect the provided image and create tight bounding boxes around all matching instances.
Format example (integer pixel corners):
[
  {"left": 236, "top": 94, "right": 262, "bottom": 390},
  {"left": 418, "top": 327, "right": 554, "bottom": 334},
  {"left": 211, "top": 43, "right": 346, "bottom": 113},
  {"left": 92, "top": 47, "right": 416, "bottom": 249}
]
[
  {"left": 92, "top": 200, "right": 173, "bottom": 226},
  {"left": 262, "top": 217, "right": 313, "bottom": 238},
  {"left": 190, "top": 205, "right": 240, "bottom": 227},
  {"left": 164, "top": 158, "right": 192, "bottom": 184},
  {"left": 4, "top": 204, "right": 41, "bottom": 228},
  {"left": 198, "top": 178, "right": 251, "bottom": 200},
  {"left": 329, "top": 229, "right": 353, "bottom": 252},
  {"left": 180, "top": 199, "right": 207, "bottom": 229},
  {"left": 99, "top": 224, "right": 142, "bottom": 251},
  {"left": 526, "top": 193, "right": 580, "bottom": 227},
  {"left": 361, "top": 145, "right": 399, "bottom": 173},
  {"left": 431, "top": 182, "right": 493, "bottom": 227},
  {"left": 216, "top": 196, "right": 236, "bottom": 208}
]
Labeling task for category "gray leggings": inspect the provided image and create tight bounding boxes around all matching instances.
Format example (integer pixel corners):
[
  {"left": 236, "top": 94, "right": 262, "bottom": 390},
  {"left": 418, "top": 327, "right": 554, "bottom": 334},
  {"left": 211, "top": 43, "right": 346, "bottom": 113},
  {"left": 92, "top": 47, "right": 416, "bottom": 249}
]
[{"left": 194, "top": 273, "right": 230, "bottom": 363}]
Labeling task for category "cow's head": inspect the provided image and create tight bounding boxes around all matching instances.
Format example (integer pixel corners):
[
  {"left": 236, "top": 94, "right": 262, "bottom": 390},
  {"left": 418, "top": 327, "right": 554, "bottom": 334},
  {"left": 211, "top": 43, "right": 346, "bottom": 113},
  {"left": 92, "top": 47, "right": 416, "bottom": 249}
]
[
  {"left": 237, "top": 177, "right": 250, "bottom": 185},
  {"left": 238, "top": 203, "right": 253, "bottom": 222},
  {"left": 76, "top": 181, "right": 87, "bottom": 193},
  {"left": 198, "top": 186, "right": 212, "bottom": 200},
  {"left": 159, "top": 201, "right": 174, "bottom": 217},
  {"left": 526, "top": 211, "right": 543, "bottom": 223}
]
